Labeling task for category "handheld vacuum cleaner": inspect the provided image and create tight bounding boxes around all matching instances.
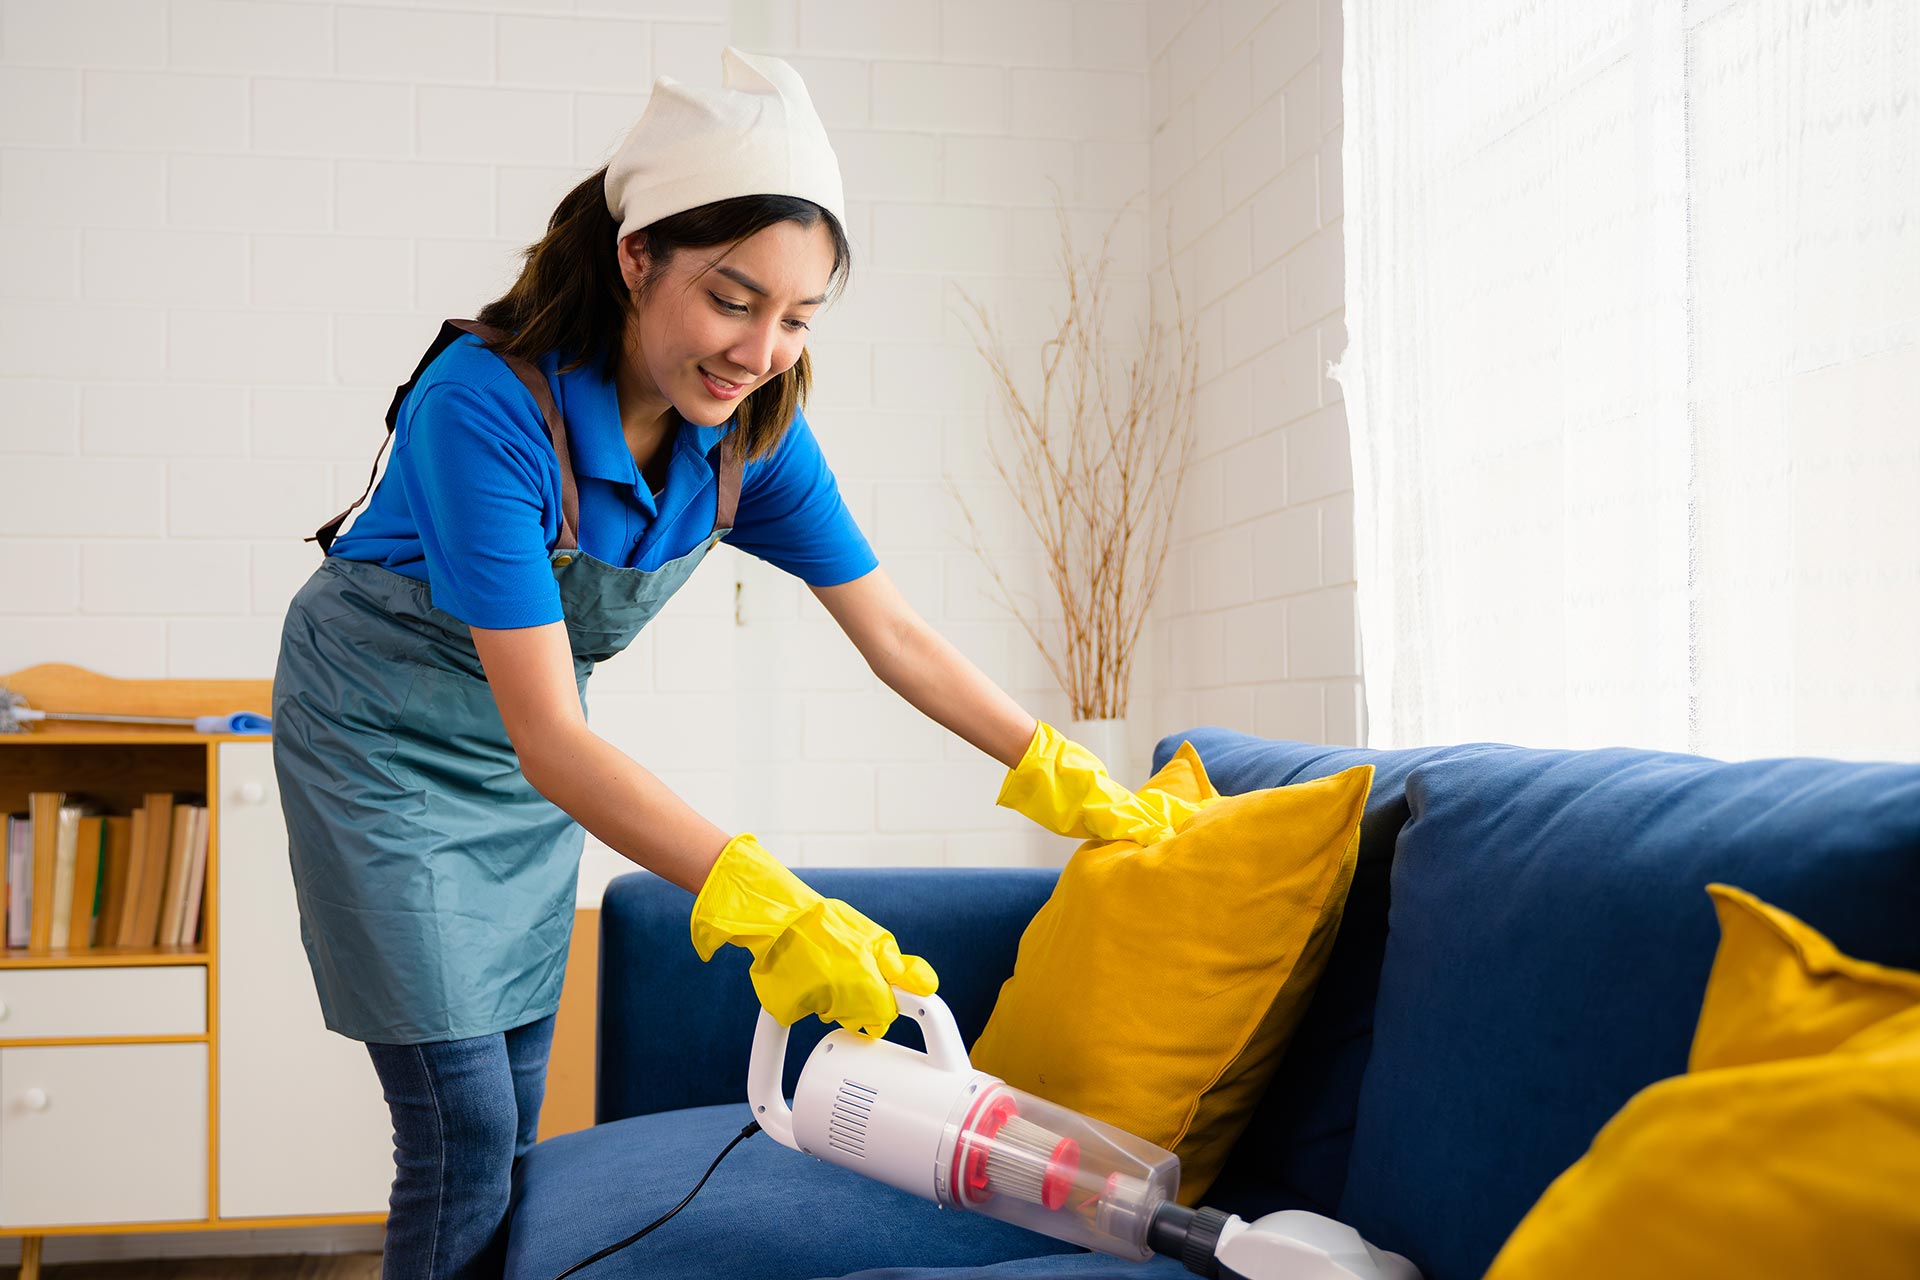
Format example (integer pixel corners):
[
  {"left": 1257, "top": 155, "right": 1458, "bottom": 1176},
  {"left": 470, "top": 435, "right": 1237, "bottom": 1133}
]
[
  {"left": 553, "top": 989, "right": 1419, "bottom": 1279},
  {"left": 745, "top": 988, "right": 1420, "bottom": 1280}
]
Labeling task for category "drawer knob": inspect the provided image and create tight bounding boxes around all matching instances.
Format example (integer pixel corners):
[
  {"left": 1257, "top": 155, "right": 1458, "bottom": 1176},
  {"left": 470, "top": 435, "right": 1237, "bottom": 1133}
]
[
  {"left": 235, "top": 781, "right": 266, "bottom": 805},
  {"left": 22, "top": 1088, "right": 49, "bottom": 1113}
]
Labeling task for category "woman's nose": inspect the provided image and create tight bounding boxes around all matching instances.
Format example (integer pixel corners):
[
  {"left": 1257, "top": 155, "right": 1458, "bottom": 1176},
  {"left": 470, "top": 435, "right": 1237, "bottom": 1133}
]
[{"left": 729, "top": 320, "right": 781, "bottom": 378}]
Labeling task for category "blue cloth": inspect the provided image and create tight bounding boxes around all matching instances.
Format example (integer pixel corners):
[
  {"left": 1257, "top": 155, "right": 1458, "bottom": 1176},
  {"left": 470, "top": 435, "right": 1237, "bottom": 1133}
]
[
  {"left": 1332, "top": 745, "right": 1920, "bottom": 1280},
  {"left": 330, "top": 335, "right": 877, "bottom": 629},
  {"left": 196, "top": 711, "right": 271, "bottom": 735},
  {"left": 367, "top": 1012, "right": 556, "bottom": 1280}
]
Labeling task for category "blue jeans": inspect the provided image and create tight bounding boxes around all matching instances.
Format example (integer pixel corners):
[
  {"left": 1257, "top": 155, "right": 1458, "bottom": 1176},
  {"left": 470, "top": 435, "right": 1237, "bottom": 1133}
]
[{"left": 365, "top": 1014, "right": 557, "bottom": 1280}]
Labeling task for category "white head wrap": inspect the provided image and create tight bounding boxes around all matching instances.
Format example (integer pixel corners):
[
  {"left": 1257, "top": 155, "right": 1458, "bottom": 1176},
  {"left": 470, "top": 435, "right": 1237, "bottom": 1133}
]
[{"left": 604, "top": 47, "right": 846, "bottom": 243}]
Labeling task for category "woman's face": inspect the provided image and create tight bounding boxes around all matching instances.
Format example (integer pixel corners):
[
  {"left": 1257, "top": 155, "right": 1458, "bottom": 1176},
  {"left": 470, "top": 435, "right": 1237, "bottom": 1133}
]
[{"left": 616, "top": 218, "right": 835, "bottom": 429}]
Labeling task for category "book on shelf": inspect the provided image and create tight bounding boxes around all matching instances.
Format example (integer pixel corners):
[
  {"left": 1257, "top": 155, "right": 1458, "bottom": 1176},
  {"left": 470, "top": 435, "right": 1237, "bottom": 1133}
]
[
  {"left": 158, "top": 803, "right": 192, "bottom": 947},
  {"left": 110, "top": 805, "right": 151, "bottom": 949},
  {"left": 27, "top": 791, "right": 63, "bottom": 951},
  {"left": 159, "top": 803, "right": 210, "bottom": 947},
  {"left": 63, "top": 813, "right": 105, "bottom": 949},
  {"left": 124, "top": 791, "right": 174, "bottom": 949},
  {"left": 95, "top": 815, "right": 134, "bottom": 948},
  {"left": 5, "top": 813, "right": 30, "bottom": 949},
  {"left": 178, "top": 806, "right": 209, "bottom": 947},
  {"left": 47, "top": 803, "right": 79, "bottom": 948},
  {"left": 48, "top": 800, "right": 104, "bottom": 949}
]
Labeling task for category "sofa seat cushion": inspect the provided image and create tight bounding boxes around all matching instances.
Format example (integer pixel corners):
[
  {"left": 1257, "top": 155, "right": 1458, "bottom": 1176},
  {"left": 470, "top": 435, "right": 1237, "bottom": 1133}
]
[
  {"left": 1335, "top": 745, "right": 1920, "bottom": 1280},
  {"left": 505, "top": 1102, "right": 1084, "bottom": 1280}
]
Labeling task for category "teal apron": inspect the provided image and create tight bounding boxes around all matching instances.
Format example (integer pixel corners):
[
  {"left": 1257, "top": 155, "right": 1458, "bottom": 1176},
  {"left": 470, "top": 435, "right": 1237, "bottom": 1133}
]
[{"left": 272, "top": 319, "right": 740, "bottom": 1044}]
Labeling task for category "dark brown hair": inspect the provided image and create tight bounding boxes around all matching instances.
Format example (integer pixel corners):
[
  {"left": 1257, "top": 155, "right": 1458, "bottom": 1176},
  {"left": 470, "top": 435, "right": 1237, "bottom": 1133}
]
[{"left": 475, "top": 167, "right": 851, "bottom": 462}]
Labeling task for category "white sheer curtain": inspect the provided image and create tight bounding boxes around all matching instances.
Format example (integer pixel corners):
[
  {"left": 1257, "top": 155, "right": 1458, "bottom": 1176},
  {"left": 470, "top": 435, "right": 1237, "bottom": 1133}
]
[{"left": 1336, "top": 0, "right": 1920, "bottom": 761}]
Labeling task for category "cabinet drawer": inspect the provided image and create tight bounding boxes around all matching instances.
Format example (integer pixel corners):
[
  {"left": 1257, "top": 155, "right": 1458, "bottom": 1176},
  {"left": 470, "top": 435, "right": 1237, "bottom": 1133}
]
[
  {"left": 0, "top": 967, "right": 205, "bottom": 1041},
  {"left": 0, "top": 1042, "right": 209, "bottom": 1226}
]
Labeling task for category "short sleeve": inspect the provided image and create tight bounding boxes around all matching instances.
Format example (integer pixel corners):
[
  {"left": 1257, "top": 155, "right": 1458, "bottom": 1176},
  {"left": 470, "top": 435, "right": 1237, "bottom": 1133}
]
[
  {"left": 723, "top": 410, "right": 879, "bottom": 587},
  {"left": 395, "top": 380, "right": 565, "bottom": 629}
]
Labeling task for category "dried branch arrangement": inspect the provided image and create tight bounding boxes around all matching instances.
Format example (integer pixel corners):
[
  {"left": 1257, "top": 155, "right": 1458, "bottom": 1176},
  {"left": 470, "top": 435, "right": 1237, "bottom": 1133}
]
[{"left": 953, "top": 196, "right": 1200, "bottom": 721}]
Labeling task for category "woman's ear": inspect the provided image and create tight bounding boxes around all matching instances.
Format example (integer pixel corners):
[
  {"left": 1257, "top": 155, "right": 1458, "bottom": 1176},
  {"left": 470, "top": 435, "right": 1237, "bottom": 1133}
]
[{"left": 615, "top": 232, "right": 651, "bottom": 294}]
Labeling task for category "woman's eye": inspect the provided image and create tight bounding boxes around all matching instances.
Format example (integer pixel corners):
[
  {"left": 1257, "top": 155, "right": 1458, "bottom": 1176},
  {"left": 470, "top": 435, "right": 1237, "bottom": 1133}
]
[{"left": 712, "top": 293, "right": 810, "bottom": 331}]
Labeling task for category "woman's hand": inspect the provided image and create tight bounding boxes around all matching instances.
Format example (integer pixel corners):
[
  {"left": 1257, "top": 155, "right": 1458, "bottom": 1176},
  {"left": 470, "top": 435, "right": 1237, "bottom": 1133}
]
[
  {"left": 689, "top": 833, "right": 938, "bottom": 1037},
  {"left": 997, "top": 720, "right": 1210, "bottom": 846}
]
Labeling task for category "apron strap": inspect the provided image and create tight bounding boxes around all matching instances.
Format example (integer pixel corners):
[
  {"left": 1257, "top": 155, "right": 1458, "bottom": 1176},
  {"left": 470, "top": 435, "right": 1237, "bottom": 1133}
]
[
  {"left": 309, "top": 319, "right": 583, "bottom": 553},
  {"left": 714, "top": 428, "right": 743, "bottom": 534}
]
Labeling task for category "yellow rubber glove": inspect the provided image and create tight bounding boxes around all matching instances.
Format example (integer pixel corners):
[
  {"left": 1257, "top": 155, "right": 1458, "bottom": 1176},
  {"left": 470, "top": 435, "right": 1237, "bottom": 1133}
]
[
  {"left": 688, "top": 833, "right": 939, "bottom": 1038},
  {"left": 996, "top": 720, "right": 1211, "bottom": 846}
]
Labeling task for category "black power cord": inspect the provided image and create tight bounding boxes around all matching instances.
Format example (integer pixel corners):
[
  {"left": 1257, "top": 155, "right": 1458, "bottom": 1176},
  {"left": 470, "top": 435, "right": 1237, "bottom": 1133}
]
[{"left": 550, "top": 1119, "right": 763, "bottom": 1279}]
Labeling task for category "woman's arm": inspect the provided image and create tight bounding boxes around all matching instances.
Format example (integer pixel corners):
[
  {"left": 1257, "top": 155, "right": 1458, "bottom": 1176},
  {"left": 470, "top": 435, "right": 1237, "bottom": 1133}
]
[
  {"left": 814, "top": 568, "right": 1202, "bottom": 843},
  {"left": 470, "top": 620, "right": 729, "bottom": 893},
  {"left": 810, "top": 567, "right": 1038, "bottom": 769}
]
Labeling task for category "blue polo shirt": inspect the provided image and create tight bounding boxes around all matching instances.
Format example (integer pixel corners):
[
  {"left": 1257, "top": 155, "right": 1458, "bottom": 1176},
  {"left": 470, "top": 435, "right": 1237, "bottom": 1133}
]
[{"left": 329, "top": 334, "right": 877, "bottom": 630}]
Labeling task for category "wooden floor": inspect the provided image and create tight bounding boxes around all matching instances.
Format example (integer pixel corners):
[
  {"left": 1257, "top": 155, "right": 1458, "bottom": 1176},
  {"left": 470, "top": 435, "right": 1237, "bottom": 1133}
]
[{"left": 2, "top": 1256, "right": 382, "bottom": 1279}]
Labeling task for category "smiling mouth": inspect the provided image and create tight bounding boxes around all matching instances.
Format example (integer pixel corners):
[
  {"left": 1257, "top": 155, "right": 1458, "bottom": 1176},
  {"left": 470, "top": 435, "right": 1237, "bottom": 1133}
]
[{"left": 700, "top": 366, "right": 745, "bottom": 390}]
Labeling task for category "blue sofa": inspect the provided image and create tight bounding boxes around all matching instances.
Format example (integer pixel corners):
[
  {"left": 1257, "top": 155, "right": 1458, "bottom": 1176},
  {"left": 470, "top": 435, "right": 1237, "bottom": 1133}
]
[{"left": 505, "top": 728, "right": 1920, "bottom": 1280}]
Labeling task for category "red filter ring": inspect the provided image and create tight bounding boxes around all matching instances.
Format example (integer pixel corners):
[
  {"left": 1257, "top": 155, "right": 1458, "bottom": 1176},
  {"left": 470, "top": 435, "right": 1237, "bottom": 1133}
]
[
  {"left": 949, "top": 1089, "right": 996, "bottom": 1205},
  {"left": 957, "top": 1093, "right": 1019, "bottom": 1203},
  {"left": 1040, "top": 1138, "right": 1081, "bottom": 1210}
]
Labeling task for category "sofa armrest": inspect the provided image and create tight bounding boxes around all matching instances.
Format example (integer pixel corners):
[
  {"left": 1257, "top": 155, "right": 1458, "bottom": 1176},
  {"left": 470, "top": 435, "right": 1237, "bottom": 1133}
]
[{"left": 595, "top": 865, "right": 1058, "bottom": 1125}]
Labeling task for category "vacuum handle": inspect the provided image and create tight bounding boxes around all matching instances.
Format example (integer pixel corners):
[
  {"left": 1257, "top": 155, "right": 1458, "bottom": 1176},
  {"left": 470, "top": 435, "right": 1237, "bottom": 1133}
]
[
  {"left": 747, "top": 1008, "right": 800, "bottom": 1150},
  {"left": 896, "top": 988, "right": 971, "bottom": 1074},
  {"left": 746, "top": 987, "right": 971, "bottom": 1153}
]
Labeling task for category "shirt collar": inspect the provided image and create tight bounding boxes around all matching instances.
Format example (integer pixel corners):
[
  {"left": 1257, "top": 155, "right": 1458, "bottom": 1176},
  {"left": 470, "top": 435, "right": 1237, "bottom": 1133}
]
[
  {"left": 550, "top": 353, "right": 635, "bottom": 484},
  {"left": 550, "top": 353, "right": 738, "bottom": 485}
]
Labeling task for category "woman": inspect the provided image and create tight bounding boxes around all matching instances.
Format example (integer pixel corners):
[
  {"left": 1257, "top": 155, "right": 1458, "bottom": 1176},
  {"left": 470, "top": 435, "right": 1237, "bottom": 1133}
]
[{"left": 272, "top": 48, "right": 1197, "bottom": 1279}]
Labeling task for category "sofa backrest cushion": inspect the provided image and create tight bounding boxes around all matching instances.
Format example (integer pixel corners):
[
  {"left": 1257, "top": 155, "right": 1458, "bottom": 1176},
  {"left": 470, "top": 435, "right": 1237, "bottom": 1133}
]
[
  {"left": 1334, "top": 746, "right": 1920, "bottom": 1280},
  {"left": 1151, "top": 729, "right": 1508, "bottom": 1218}
]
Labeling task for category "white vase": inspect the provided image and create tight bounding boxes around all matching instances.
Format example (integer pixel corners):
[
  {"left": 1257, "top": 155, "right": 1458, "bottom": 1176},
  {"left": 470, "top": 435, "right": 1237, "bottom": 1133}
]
[{"left": 1068, "top": 716, "right": 1138, "bottom": 785}]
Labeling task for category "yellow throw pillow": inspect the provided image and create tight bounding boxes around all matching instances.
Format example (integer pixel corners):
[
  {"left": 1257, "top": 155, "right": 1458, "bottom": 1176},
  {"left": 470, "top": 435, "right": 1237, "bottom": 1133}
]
[
  {"left": 1690, "top": 885, "right": 1920, "bottom": 1071},
  {"left": 969, "top": 743, "right": 1373, "bottom": 1204},
  {"left": 1484, "top": 884, "right": 1920, "bottom": 1279}
]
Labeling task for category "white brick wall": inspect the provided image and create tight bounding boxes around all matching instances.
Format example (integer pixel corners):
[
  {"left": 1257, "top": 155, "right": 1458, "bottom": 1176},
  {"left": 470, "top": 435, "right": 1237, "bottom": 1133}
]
[
  {"left": 1146, "top": 0, "right": 1360, "bottom": 748},
  {"left": 0, "top": 0, "right": 1354, "bottom": 905}
]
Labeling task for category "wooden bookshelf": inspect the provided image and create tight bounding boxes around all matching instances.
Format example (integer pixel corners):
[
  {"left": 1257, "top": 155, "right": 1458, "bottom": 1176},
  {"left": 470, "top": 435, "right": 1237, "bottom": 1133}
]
[{"left": 0, "top": 666, "right": 388, "bottom": 1279}]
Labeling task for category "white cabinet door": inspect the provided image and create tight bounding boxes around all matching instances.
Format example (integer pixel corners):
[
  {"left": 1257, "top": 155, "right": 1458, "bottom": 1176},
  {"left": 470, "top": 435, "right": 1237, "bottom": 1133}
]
[
  {"left": 216, "top": 742, "right": 393, "bottom": 1219},
  {"left": 0, "top": 1043, "right": 208, "bottom": 1227}
]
